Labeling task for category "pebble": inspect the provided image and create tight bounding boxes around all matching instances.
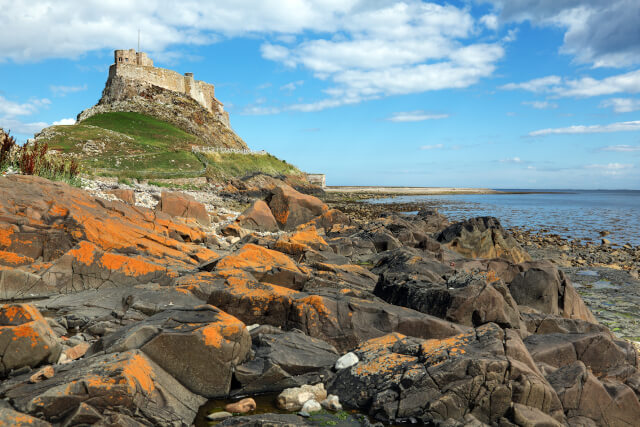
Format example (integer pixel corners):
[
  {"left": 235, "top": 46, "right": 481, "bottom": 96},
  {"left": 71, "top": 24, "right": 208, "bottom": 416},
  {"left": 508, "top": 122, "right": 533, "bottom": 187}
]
[
  {"left": 207, "top": 411, "right": 232, "bottom": 421},
  {"left": 321, "top": 395, "right": 342, "bottom": 411},
  {"left": 335, "top": 352, "right": 359, "bottom": 370}
]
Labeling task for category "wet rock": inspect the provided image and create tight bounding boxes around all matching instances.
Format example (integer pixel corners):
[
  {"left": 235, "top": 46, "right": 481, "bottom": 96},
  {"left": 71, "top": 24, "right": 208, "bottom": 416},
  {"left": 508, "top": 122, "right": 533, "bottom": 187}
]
[
  {"left": 300, "top": 399, "right": 321, "bottom": 416},
  {"left": 328, "top": 324, "right": 563, "bottom": 424},
  {"left": 90, "top": 305, "right": 251, "bottom": 398},
  {"left": 225, "top": 398, "right": 256, "bottom": 414},
  {"left": 277, "top": 383, "right": 327, "bottom": 411},
  {"left": 335, "top": 352, "right": 359, "bottom": 370},
  {"left": 236, "top": 199, "right": 279, "bottom": 232},
  {"left": 0, "top": 350, "right": 205, "bottom": 425},
  {"left": 267, "top": 185, "right": 328, "bottom": 230},
  {"left": 158, "top": 190, "right": 210, "bottom": 226},
  {"left": 208, "top": 411, "right": 233, "bottom": 421},
  {"left": 321, "top": 395, "right": 343, "bottom": 411},
  {"left": 218, "top": 413, "right": 311, "bottom": 426},
  {"left": 0, "top": 304, "right": 61, "bottom": 377},
  {"left": 436, "top": 216, "right": 531, "bottom": 264}
]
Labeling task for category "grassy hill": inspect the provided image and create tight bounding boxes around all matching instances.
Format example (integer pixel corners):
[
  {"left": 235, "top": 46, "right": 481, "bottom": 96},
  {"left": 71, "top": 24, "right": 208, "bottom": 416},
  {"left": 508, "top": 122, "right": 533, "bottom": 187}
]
[{"left": 38, "top": 111, "right": 302, "bottom": 180}]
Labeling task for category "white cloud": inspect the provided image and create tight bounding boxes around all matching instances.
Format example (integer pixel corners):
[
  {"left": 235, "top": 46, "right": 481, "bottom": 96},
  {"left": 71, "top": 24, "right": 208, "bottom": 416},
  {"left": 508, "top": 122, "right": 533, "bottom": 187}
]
[
  {"left": 387, "top": 111, "right": 449, "bottom": 122},
  {"left": 529, "top": 120, "right": 640, "bottom": 136},
  {"left": 600, "top": 145, "right": 640, "bottom": 152},
  {"left": 600, "top": 98, "right": 640, "bottom": 113},
  {"left": 0, "top": 96, "right": 50, "bottom": 117},
  {"left": 485, "top": 1, "right": 640, "bottom": 68},
  {"left": 50, "top": 84, "right": 88, "bottom": 97},
  {"left": 280, "top": 80, "right": 304, "bottom": 92},
  {"left": 501, "top": 69, "right": 640, "bottom": 98},
  {"left": 522, "top": 101, "right": 558, "bottom": 109},
  {"left": 500, "top": 76, "right": 562, "bottom": 93},
  {"left": 480, "top": 14, "right": 499, "bottom": 30},
  {"left": 0, "top": 118, "right": 49, "bottom": 136},
  {"left": 584, "top": 163, "right": 634, "bottom": 176},
  {"left": 52, "top": 118, "right": 76, "bottom": 125},
  {"left": 500, "top": 157, "right": 523, "bottom": 163},
  {"left": 420, "top": 144, "right": 444, "bottom": 150}
]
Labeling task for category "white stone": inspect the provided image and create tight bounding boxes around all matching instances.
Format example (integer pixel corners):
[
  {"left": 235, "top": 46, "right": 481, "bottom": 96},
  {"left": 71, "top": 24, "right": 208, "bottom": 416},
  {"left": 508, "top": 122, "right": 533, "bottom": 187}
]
[
  {"left": 277, "top": 383, "right": 327, "bottom": 411},
  {"left": 321, "top": 395, "right": 342, "bottom": 411},
  {"left": 207, "top": 411, "right": 232, "bottom": 421},
  {"left": 300, "top": 399, "right": 322, "bottom": 416},
  {"left": 335, "top": 352, "right": 359, "bottom": 370}
]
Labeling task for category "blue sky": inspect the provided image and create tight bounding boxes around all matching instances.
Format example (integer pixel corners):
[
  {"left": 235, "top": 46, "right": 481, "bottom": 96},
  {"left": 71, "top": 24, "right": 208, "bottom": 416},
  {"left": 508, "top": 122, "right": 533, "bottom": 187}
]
[{"left": 1, "top": 0, "right": 640, "bottom": 189}]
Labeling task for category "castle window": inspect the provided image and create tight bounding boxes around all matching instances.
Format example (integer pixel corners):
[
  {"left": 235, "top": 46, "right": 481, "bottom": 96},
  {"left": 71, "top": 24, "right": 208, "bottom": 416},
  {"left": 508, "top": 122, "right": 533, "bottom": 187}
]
[{"left": 118, "top": 58, "right": 122, "bottom": 62}]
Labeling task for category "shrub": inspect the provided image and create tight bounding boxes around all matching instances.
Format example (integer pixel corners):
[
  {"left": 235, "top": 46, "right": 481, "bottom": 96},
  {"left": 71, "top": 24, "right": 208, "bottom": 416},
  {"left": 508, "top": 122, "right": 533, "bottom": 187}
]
[{"left": 0, "top": 131, "right": 81, "bottom": 183}]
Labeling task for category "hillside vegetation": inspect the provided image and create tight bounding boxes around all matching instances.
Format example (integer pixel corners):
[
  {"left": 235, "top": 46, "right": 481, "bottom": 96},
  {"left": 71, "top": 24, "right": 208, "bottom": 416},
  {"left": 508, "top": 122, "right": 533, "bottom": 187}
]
[{"left": 37, "top": 111, "right": 302, "bottom": 181}]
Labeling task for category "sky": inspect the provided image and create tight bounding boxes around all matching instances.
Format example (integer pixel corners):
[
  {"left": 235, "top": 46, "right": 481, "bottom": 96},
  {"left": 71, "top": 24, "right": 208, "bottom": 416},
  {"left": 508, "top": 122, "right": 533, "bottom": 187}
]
[{"left": 1, "top": 0, "right": 640, "bottom": 189}]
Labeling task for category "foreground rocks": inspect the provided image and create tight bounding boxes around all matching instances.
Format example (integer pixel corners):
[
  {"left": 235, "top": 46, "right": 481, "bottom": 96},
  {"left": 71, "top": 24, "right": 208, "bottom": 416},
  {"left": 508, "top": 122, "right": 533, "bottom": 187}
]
[{"left": 0, "top": 175, "right": 637, "bottom": 426}]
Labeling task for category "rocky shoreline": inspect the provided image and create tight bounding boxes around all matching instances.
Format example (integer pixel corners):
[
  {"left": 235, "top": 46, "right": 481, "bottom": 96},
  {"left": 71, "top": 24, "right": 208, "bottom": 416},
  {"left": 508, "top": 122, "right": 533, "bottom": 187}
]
[{"left": 0, "top": 175, "right": 638, "bottom": 426}]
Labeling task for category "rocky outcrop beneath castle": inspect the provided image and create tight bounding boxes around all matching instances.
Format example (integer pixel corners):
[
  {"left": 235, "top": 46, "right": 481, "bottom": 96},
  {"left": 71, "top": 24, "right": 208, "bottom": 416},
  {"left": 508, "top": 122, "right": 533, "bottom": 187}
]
[
  {"left": 78, "top": 69, "right": 247, "bottom": 150},
  {"left": 0, "top": 175, "right": 638, "bottom": 426}
]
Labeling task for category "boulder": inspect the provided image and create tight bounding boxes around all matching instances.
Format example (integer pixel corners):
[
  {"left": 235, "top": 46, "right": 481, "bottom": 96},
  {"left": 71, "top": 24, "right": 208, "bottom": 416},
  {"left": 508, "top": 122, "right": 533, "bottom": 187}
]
[
  {"left": 234, "top": 329, "right": 338, "bottom": 394},
  {"left": 90, "top": 305, "right": 251, "bottom": 398},
  {"left": 510, "top": 267, "right": 597, "bottom": 323},
  {"left": 374, "top": 270, "right": 522, "bottom": 329},
  {"left": 267, "top": 185, "right": 328, "bottom": 230},
  {"left": 190, "top": 269, "right": 466, "bottom": 353},
  {"left": 236, "top": 200, "right": 279, "bottom": 232},
  {"left": 305, "top": 262, "right": 378, "bottom": 293},
  {"left": 436, "top": 216, "right": 531, "bottom": 263},
  {"left": 274, "top": 226, "right": 331, "bottom": 257},
  {"left": 0, "top": 350, "right": 205, "bottom": 425},
  {"left": 524, "top": 332, "right": 638, "bottom": 378},
  {"left": 0, "top": 304, "right": 61, "bottom": 377},
  {"left": 328, "top": 324, "right": 563, "bottom": 424},
  {"left": 106, "top": 188, "right": 135, "bottom": 204},
  {"left": 157, "top": 191, "right": 210, "bottom": 226},
  {"left": 547, "top": 361, "right": 640, "bottom": 426},
  {"left": 0, "top": 406, "right": 51, "bottom": 426},
  {"left": 225, "top": 398, "right": 256, "bottom": 414},
  {"left": 210, "top": 243, "right": 309, "bottom": 289}
]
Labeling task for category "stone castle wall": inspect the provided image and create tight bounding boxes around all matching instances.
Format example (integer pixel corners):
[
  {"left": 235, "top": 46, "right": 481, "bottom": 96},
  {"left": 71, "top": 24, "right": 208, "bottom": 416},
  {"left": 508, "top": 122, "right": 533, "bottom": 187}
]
[{"left": 109, "top": 50, "right": 223, "bottom": 116}]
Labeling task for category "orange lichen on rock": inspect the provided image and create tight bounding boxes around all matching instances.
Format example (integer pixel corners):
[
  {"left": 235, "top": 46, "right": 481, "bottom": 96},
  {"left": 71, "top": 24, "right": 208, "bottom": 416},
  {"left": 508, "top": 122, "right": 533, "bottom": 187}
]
[
  {"left": 216, "top": 244, "right": 300, "bottom": 274},
  {"left": 9, "top": 323, "right": 42, "bottom": 347},
  {"left": 198, "top": 309, "right": 245, "bottom": 348},
  {"left": 0, "top": 250, "right": 33, "bottom": 266},
  {"left": 420, "top": 330, "right": 475, "bottom": 364},
  {"left": 358, "top": 333, "right": 406, "bottom": 354},
  {"left": 274, "top": 226, "right": 329, "bottom": 255},
  {"left": 295, "top": 295, "right": 331, "bottom": 318},
  {"left": 67, "top": 241, "right": 98, "bottom": 265},
  {"left": 99, "top": 252, "right": 165, "bottom": 277},
  {"left": 0, "top": 304, "right": 41, "bottom": 325},
  {"left": 353, "top": 352, "right": 417, "bottom": 378},
  {"left": 0, "top": 226, "right": 14, "bottom": 248},
  {"left": 47, "top": 204, "right": 69, "bottom": 217},
  {"left": 120, "top": 353, "right": 156, "bottom": 394}
]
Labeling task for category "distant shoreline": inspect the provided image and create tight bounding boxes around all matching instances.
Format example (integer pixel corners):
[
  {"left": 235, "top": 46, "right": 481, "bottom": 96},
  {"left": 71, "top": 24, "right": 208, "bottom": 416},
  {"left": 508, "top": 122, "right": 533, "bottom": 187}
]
[{"left": 325, "top": 186, "right": 570, "bottom": 195}]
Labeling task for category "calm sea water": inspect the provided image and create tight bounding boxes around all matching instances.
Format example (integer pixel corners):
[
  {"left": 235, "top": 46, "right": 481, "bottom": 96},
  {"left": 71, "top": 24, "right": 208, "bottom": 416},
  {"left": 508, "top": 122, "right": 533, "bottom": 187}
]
[{"left": 370, "top": 190, "right": 640, "bottom": 247}]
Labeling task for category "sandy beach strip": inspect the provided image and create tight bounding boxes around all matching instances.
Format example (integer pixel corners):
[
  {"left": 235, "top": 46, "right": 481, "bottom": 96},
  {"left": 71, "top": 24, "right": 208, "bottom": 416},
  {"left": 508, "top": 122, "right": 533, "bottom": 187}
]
[{"left": 325, "top": 186, "right": 502, "bottom": 195}]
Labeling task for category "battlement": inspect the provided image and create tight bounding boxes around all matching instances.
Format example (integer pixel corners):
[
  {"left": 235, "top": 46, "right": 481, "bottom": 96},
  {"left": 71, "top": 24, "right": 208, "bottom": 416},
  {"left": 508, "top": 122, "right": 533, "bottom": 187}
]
[
  {"left": 114, "top": 49, "right": 153, "bottom": 67},
  {"left": 109, "top": 49, "right": 227, "bottom": 125}
]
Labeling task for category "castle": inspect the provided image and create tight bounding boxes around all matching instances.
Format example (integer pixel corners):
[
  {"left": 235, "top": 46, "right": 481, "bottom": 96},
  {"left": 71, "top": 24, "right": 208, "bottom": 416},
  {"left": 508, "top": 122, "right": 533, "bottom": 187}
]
[{"left": 109, "top": 49, "right": 228, "bottom": 125}]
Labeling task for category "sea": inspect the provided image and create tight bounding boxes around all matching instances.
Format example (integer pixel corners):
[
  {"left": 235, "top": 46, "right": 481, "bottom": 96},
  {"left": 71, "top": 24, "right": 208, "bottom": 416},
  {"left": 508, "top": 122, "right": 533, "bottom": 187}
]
[{"left": 370, "top": 189, "right": 640, "bottom": 247}]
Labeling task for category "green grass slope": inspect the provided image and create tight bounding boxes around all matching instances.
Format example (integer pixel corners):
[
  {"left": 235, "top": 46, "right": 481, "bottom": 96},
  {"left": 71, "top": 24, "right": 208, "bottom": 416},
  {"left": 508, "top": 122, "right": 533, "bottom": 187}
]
[{"left": 38, "top": 111, "right": 302, "bottom": 180}]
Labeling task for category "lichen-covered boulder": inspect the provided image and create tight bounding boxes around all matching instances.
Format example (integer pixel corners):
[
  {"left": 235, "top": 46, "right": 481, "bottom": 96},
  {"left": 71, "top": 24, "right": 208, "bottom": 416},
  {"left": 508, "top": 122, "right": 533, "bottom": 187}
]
[
  {"left": 274, "top": 226, "right": 331, "bottom": 257},
  {"left": 90, "top": 305, "right": 251, "bottom": 398},
  {"left": 158, "top": 191, "right": 210, "bottom": 226},
  {"left": 328, "top": 324, "right": 563, "bottom": 425},
  {"left": 236, "top": 200, "right": 279, "bottom": 232},
  {"left": 0, "top": 406, "right": 51, "bottom": 426},
  {"left": 437, "top": 216, "right": 531, "bottom": 264},
  {"left": 0, "top": 350, "right": 205, "bottom": 425},
  {"left": 0, "top": 304, "right": 61, "bottom": 377},
  {"left": 267, "top": 185, "right": 328, "bottom": 230},
  {"left": 211, "top": 243, "right": 309, "bottom": 289}
]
